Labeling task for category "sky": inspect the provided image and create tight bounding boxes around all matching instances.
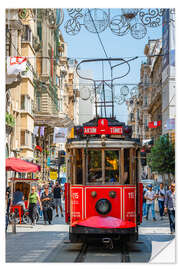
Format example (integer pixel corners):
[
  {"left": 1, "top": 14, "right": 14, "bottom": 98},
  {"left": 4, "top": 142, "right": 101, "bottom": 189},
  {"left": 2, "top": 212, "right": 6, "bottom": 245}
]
[{"left": 60, "top": 8, "right": 162, "bottom": 123}]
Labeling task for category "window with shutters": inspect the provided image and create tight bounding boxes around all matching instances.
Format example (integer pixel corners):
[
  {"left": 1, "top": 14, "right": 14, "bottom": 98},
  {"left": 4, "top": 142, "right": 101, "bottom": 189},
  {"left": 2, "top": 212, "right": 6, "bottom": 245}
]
[
  {"left": 22, "top": 25, "right": 32, "bottom": 43},
  {"left": 21, "top": 130, "right": 30, "bottom": 146},
  {"left": 21, "top": 95, "right": 32, "bottom": 114}
]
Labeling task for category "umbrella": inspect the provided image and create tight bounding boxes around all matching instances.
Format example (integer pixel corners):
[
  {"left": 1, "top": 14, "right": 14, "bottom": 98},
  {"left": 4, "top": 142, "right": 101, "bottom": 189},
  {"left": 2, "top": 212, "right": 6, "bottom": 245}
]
[{"left": 6, "top": 157, "right": 41, "bottom": 173}]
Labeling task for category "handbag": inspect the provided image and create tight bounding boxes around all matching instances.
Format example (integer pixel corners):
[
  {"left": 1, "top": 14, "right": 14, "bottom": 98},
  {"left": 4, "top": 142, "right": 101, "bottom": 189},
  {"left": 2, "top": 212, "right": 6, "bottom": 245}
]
[{"left": 50, "top": 199, "right": 56, "bottom": 209}]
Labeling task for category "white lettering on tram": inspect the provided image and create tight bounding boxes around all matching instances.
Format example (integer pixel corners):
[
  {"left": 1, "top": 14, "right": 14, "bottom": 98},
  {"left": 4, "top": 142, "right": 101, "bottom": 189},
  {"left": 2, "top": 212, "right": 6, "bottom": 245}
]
[
  {"left": 110, "top": 127, "right": 122, "bottom": 134},
  {"left": 84, "top": 127, "right": 97, "bottom": 133},
  {"left": 128, "top": 192, "right": 135, "bottom": 199},
  {"left": 72, "top": 192, "right": 79, "bottom": 199}
]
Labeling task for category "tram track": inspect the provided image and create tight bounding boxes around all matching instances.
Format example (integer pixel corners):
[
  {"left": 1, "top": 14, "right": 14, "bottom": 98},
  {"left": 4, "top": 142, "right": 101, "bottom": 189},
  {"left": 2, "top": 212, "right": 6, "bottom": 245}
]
[
  {"left": 74, "top": 240, "right": 130, "bottom": 263},
  {"left": 74, "top": 242, "right": 88, "bottom": 262}
]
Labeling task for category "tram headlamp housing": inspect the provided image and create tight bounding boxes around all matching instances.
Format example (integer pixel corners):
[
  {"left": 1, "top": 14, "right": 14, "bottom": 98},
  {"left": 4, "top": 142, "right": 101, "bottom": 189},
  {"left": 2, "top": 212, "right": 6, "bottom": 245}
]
[
  {"left": 109, "top": 191, "right": 116, "bottom": 198},
  {"left": 91, "top": 191, "right": 97, "bottom": 198},
  {"left": 95, "top": 199, "right": 112, "bottom": 215}
]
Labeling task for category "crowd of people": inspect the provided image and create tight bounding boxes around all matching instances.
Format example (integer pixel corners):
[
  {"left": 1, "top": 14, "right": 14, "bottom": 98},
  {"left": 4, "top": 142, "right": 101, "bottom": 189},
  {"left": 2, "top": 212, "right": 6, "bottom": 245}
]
[
  {"left": 6, "top": 180, "right": 175, "bottom": 235},
  {"left": 6, "top": 180, "right": 64, "bottom": 228},
  {"left": 143, "top": 182, "right": 175, "bottom": 234}
]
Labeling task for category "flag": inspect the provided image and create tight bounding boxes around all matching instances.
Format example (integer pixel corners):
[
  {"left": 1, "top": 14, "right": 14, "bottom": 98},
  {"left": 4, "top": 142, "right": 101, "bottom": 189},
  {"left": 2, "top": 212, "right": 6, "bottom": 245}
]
[
  {"left": 148, "top": 121, "right": 161, "bottom": 128},
  {"left": 7, "top": 57, "right": 27, "bottom": 75},
  {"left": 33, "top": 126, "right": 39, "bottom": 136},
  {"left": 53, "top": 127, "right": 67, "bottom": 143},
  {"left": 40, "top": 126, "right": 45, "bottom": 137}
]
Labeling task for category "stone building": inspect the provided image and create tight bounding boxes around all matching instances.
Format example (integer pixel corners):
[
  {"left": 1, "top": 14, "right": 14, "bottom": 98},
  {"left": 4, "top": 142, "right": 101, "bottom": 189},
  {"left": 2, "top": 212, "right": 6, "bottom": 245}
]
[
  {"left": 6, "top": 9, "right": 37, "bottom": 161},
  {"left": 5, "top": 9, "right": 80, "bottom": 183}
]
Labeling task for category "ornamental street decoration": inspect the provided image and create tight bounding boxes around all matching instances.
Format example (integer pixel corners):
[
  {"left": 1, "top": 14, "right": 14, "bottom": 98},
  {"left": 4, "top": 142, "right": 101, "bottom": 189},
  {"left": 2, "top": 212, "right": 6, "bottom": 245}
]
[
  {"left": 83, "top": 9, "right": 109, "bottom": 33},
  {"left": 63, "top": 8, "right": 173, "bottom": 40}
]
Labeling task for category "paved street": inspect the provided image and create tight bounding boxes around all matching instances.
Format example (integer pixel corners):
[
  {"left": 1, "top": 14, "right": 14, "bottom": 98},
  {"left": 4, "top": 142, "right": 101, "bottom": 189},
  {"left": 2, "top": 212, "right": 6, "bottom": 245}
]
[{"left": 6, "top": 207, "right": 175, "bottom": 263}]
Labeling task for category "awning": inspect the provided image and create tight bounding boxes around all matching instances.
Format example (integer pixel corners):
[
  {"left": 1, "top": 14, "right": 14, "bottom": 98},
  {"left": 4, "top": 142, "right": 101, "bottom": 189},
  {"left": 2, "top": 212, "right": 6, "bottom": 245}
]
[{"left": 6, "top": 158, "right": 41, "bottom": 173}]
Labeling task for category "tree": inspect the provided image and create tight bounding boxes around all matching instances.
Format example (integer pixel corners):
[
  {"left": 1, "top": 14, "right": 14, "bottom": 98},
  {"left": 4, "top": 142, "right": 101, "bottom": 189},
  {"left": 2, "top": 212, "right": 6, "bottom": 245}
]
[{"left": 147, "top": 135, "right": 175, "bottom": 184}]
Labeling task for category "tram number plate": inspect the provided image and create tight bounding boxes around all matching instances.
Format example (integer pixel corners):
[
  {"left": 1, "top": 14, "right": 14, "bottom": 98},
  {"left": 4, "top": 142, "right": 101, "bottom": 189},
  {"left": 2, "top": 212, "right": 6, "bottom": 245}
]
[{"left": 71, "top": 188, "right": 83, "bottom": 222}]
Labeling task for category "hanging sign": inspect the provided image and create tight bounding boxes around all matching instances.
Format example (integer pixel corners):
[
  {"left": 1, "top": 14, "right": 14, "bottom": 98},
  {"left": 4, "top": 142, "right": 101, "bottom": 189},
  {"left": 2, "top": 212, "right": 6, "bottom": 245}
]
[
  {"left": 50, "top": 171, "right": 58, "bottom": 180},
  {"left": 84, "top": 119, "right": 123, "bottom": 135}
]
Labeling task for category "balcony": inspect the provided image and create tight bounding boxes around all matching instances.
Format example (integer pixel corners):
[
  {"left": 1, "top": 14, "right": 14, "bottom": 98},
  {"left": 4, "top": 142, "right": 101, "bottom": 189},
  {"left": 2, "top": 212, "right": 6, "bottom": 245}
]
[{"left": 6, "top": 9, "right": 23, "bottom": 30}]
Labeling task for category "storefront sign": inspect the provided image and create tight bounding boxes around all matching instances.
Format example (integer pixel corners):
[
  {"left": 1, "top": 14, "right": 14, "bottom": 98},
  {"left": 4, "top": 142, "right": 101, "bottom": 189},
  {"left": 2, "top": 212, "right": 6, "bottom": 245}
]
[{"left": 50, "top": 171, "right": 58, "bottom": 180}]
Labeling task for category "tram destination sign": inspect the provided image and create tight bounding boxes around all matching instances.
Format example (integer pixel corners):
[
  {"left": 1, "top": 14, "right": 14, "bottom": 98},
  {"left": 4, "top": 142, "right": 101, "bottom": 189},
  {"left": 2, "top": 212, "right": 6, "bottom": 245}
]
[{"left": 84, "top": 119, "right": 123, "bottom": 135}]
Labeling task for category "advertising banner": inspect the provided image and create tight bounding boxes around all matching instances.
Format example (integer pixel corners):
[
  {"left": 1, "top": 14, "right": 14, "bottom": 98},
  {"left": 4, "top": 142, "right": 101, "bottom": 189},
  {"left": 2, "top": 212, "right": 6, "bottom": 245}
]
[
  {"left": 53, "top": 127, "right": 67, "bottom": 143},
  {"left": 166, "top": 118, "right": 175, "bottom": 130}
]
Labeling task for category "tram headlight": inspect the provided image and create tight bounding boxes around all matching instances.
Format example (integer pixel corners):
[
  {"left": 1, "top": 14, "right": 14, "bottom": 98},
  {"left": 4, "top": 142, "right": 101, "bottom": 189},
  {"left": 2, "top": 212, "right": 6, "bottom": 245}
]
[{"left": 95, "top": 199, "right": 112, "bottom": 215}]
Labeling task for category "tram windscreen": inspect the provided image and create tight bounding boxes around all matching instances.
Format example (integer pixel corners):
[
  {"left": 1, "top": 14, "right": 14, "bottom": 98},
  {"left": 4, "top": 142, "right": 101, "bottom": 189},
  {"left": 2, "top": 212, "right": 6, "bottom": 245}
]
[
  {"left": 105, "top": 150, "right": 119, "bottom": 183},
  {"left": 88, "top": 150, "right": 102, "bottom": 183}
]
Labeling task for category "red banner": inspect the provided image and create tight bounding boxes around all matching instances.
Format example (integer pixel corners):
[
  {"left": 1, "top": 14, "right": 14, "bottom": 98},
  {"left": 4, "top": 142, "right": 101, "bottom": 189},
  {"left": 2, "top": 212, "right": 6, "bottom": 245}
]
[
  {"left": 84, "top": 119, "right": 123, "bottom": 135},
  {"left": 148, "top": 121, "right": 161, "bottom": 128}
]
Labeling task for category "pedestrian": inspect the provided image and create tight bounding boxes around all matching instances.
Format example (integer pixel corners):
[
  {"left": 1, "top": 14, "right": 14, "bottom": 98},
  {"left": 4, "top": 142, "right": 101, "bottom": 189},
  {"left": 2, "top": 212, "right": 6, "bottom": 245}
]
[
  {"left": 27, "top": 186, "right": 42, "bottom": 226},
  {"left": 52, "top": 180, "right": 64, "bottom": 217},
  {"left": 144, "top": 184, "right": 157, "bottom": 221},
  {"left": 6, "top": 186, "right": 11, "bottom": 216},
  {"left": 13, "top": 188, "right": 26, "bottom": 212},
  {"left": 142, "top": 185, "right": 147, "bottom": 217},
  {"left": 164, "top": 183, "right": 175, "bottom": 234},
  {"left": 156, "top": 183, "right": 166, "bottom": 220},
  {"left": 41, "top": 184, "right": 54, "bottom": 225},
  {"left": 37, "top": 187, "right": 43, "bottom": 219}
]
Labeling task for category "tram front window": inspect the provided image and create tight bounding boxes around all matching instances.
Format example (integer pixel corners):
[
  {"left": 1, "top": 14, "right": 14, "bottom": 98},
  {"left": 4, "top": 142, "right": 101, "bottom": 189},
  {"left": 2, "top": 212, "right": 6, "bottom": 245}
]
[
  {"left": 105, "top": 150, "right": 119, "bottom": 183},
  {"left": 88, "top": 150, "right": 102, "bottom": 183}
]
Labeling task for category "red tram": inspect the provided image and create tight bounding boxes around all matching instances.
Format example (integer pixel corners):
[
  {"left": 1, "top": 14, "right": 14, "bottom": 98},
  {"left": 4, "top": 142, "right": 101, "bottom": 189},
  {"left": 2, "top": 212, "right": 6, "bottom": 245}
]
[{"left": 65, "top": 117, "right": 143, "bottom": 244}]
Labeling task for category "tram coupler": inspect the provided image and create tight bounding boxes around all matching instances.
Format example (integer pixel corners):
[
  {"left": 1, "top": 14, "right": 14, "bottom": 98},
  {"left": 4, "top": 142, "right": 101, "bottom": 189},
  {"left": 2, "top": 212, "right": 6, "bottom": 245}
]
[{"left": 102, "top": 238, "right": 114, "bottom": 249}]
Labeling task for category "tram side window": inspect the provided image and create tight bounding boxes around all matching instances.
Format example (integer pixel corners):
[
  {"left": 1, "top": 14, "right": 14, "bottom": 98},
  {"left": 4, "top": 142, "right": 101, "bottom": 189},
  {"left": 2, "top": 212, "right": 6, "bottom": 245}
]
[
  {"left": 105, "top": 150, "right": 119, "bottom": 183},
  {"left": 76, "top": 149, "right": 83, "bottom": 184},
  {"left": 124, "top": 149, "right": 130, "bottom": 184},
  {"left": 88, "top": 150, "right": 102, "bottom": 183}
]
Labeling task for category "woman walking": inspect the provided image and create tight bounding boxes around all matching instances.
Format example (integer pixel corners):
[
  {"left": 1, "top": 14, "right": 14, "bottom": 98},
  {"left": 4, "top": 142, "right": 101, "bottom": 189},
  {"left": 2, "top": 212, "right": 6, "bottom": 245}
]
[
  {"left": 27, "top": 186, "right": 42, "bottom": 226},
  {"left": 41, "top": 185, "right": 54, "bottom": 225}
]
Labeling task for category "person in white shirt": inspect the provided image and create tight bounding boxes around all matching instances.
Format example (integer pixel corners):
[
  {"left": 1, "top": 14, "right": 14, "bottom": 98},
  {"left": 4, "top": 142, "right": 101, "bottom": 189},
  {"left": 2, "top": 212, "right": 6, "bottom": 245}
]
[
  {"left": 156, "top": 183, "right": 166, "bottom": 220},
  {"left": 144, "top": 184, "right": 157, "bottom": 221}
]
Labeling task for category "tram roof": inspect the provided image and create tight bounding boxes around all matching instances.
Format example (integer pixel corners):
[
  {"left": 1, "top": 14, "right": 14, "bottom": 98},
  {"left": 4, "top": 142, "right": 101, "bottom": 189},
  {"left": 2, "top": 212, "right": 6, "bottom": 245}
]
[{"left": 66, "top": 137, "right": 141, "bottom": 149}]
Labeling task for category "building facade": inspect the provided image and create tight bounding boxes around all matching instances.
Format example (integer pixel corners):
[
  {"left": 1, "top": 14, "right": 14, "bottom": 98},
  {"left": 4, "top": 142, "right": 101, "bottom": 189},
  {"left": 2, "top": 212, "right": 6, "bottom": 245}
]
[{"left": 5, "top": 9, "right": 81, "bottom": 184}]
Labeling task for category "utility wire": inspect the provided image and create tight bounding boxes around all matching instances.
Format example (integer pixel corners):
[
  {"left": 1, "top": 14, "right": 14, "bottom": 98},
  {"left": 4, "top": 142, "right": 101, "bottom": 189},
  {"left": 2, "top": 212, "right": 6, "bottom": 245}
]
[{"left": 87, "top": 9, "right": 111, "bottom": 69}]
